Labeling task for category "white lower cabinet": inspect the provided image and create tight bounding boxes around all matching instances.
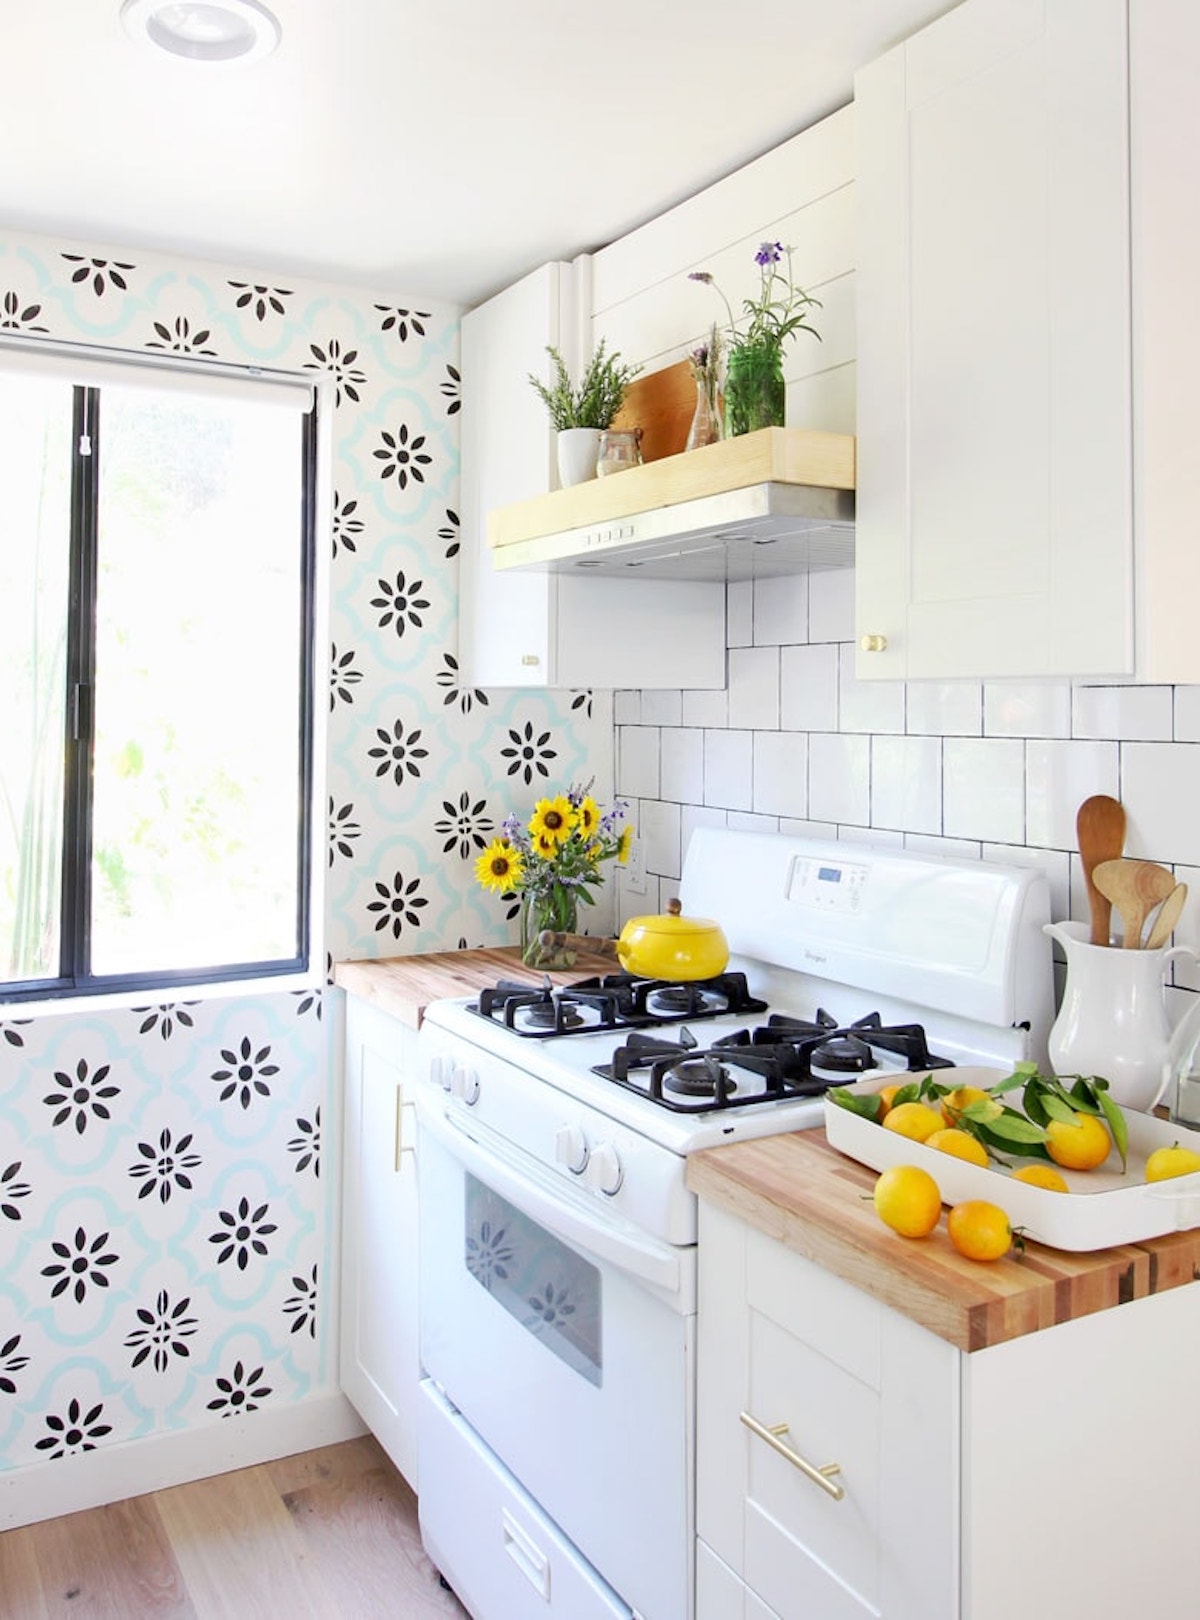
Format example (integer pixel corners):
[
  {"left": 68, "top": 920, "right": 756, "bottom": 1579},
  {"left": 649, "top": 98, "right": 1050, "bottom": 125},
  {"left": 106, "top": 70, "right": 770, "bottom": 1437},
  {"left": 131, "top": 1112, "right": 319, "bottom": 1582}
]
[
  {"left": 698, "top": 1199, "right": 1200, "bottom": 1619},
  {"left": 339, "top": 995, "right": 421, "bottom": 1488}
]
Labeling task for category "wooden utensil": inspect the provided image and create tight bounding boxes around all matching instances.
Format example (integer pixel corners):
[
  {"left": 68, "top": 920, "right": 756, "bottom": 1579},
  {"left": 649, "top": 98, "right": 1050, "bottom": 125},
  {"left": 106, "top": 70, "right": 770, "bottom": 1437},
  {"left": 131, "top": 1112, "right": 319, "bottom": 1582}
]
[
  {"left": 1144, "top": 881, "right": 1189, "bottom": 951},
  {"left": 1076, "top": 795, "right": 1127, "bottom": 945},
  {"left": 1092, "top": 858, "right": 1177, "bottom": 948}
]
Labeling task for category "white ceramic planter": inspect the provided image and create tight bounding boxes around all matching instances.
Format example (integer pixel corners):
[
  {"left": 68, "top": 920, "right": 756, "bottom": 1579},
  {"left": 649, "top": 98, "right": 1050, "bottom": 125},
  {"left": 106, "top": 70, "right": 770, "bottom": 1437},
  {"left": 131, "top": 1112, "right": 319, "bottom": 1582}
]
[{"left": 556, "top": 427, "right": 600, "bottom": 487}]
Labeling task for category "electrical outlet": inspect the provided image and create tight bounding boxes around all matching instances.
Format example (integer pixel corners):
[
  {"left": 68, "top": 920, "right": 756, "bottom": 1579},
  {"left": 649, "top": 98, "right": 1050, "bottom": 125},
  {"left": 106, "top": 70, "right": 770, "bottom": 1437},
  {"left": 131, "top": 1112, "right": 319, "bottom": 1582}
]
[{"left": 625, "top": 833, "right": 648, "bottom": 895}]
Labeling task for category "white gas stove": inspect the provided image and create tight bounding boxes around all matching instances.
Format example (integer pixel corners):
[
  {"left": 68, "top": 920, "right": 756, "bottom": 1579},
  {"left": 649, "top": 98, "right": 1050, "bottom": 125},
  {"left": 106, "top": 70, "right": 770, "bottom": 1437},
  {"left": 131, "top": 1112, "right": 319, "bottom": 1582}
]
[{"left": 415, "top": 830, "right": 1053, "bottom": 1620}]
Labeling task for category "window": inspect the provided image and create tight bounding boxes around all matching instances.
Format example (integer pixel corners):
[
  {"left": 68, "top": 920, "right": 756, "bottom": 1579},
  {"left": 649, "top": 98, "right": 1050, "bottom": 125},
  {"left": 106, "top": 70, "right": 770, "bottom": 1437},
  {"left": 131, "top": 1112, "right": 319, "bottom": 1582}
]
[{"left": 0, "top": 346, "right": 317, "bottom": 1001}]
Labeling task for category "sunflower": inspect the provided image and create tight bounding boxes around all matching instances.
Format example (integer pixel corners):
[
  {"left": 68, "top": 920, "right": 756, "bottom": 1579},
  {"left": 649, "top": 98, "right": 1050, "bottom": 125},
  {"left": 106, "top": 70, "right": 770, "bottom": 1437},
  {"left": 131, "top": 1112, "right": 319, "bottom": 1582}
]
[
  {"left": 574, "top": 795, "right": 600, "bottom": 839},
  {"left": 617, "top": 825, "right": 634, "bottom": 864},
  {"left": 530, "top": 829, "right": 559, "bottom": 860},
  {"left": 528, "top": 795, "right": 574, "bottom": 847},
  {"left": 475, "top": 839, "right": 524, "bottom": 894}
]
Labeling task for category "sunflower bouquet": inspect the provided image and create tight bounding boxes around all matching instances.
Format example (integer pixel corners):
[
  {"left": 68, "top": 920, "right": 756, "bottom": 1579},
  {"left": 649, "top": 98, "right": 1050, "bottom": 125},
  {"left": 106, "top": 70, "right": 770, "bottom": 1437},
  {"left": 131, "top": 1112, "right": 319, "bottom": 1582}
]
[{"left": 475, "top": 783, "right": 631, "bottom": 966}]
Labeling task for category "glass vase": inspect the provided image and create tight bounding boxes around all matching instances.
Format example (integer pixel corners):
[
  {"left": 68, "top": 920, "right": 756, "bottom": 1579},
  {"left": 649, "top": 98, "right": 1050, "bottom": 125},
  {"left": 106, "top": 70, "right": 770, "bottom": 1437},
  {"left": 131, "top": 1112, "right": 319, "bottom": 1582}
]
[
  {"left": 520, "top": 884, "right": 579, "bottom": 969},
  {"left": 724, "top": 340, "right": 786, "bottom": 437},
  {"left": 685, "top": 373, "right": 722, "bottom": 451}
]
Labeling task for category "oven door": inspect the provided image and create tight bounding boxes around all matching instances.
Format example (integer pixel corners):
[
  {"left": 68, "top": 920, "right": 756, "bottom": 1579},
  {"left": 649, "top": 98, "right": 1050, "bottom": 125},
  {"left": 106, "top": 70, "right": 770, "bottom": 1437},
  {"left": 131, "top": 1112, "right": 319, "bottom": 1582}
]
[{"left": 417, "top": 1098, "right": 694, "bottom": 1620}]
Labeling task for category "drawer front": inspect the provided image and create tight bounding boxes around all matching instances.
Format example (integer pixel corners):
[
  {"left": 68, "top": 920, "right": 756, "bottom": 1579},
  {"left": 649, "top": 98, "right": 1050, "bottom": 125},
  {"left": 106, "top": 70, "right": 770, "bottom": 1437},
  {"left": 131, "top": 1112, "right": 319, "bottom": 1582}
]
[{"left": 697, "top": 1538, "right": 781, "bottom": 1620}]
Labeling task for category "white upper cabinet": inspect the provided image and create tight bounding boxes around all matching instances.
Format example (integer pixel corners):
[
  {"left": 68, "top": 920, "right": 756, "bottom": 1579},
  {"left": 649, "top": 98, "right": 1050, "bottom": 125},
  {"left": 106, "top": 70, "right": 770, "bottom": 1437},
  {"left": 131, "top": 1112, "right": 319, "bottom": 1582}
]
[
  {"left": 855, "top": 0, "right": 1200, "bottom": 683},
  {"left": 459, "top": 262, "right": 726, "bottom": 691}
]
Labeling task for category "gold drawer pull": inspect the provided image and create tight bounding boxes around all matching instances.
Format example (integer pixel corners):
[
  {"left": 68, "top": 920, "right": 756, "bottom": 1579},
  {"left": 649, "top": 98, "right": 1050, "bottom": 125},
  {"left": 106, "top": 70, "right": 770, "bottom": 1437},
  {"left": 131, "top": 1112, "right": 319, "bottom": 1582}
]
[
  {"left": 739, "top": 1411, "right": 845, "bottom": 1501},
  {"left": 859, "top": 633, "right": 888, "bottom": 653}
]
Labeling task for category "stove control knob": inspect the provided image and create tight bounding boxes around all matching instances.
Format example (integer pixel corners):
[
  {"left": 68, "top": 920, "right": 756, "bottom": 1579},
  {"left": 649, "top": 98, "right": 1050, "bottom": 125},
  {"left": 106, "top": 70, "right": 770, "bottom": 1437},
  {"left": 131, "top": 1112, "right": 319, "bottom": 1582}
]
[
  {"left": 590, "top": 1141, "right": 624, "bottom": 1197},
  {"left": 554, "top": 1124, "right": 589, "bottom": 1175},
  {"left": 450, "top": 1065, "right": 480, "bottom": 1106},
  {"left": 430, "top": 1055, "right": 451, "bottom": 1092}
]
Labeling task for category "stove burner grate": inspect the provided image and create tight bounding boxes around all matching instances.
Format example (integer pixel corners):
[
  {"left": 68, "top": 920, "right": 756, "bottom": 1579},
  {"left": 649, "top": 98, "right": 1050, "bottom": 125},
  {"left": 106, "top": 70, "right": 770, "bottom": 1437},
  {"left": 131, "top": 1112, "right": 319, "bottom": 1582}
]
[{"left": 470, "top": 970, "right": 768, "bottom": 1037}]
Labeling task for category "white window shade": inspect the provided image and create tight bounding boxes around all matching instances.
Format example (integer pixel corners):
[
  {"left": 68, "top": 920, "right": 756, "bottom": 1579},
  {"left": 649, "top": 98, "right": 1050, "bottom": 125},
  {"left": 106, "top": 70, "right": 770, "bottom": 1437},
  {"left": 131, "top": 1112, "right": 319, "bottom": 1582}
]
[{"left": 0, "top": 337, "right": 314, "bottom": 412}]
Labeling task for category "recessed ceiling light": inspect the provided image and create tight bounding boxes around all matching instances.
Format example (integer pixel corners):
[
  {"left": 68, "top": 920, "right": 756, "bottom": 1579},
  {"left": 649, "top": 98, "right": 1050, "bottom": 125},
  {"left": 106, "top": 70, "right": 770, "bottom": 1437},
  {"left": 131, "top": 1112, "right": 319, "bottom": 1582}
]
[{"left": 120, "top": 0, "right": 281, "bottom": 63}]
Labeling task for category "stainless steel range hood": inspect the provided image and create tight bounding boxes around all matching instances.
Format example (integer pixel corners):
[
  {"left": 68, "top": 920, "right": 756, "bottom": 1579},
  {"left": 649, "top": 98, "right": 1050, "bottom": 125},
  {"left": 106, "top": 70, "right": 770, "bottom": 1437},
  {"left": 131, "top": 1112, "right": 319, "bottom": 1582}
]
[{"left": 487, "top": 428, "right": 856, "bottom": 583}]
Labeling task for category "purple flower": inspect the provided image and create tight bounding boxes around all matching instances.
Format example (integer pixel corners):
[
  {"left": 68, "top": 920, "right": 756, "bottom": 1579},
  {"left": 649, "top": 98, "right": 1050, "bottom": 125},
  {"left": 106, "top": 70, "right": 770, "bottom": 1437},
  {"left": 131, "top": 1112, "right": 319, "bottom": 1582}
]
[
  {"left": 687, "top": 271, "right": 714, "bottom": 285},
  {"left": 755, "top": 241, "right": 784, "bottom": 266}
]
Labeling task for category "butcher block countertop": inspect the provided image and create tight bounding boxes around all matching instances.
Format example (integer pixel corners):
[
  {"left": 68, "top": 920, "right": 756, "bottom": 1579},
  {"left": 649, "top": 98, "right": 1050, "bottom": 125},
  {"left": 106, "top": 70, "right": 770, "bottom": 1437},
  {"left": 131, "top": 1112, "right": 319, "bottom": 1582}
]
[
  {"left": 333, "top": 947, "right": 616, "bottom": 1030},
  {"left": 687, "top": 1129, "right": 1200, "bottom": 1354}
]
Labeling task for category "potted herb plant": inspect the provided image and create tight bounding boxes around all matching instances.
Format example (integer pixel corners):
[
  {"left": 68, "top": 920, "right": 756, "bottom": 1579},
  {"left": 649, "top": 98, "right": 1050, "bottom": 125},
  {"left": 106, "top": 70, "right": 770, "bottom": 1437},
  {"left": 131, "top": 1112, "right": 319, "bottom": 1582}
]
[{"left": 528, "top": 340, "right": 641, "bottom": 486}]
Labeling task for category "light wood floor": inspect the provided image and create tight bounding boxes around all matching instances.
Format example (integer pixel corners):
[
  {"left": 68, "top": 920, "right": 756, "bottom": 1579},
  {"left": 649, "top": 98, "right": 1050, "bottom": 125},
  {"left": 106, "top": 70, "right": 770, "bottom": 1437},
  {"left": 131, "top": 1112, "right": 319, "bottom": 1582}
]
[{"left": 0, "top": 1435, "right": 469, "bottom": 1618}]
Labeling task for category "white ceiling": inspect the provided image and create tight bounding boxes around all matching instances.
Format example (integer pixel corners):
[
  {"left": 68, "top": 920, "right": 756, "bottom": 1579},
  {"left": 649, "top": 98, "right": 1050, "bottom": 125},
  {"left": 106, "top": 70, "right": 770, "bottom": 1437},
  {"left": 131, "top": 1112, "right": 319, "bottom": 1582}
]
[{"left": 4, "top": 0, "right": 958, "bottom": 310}]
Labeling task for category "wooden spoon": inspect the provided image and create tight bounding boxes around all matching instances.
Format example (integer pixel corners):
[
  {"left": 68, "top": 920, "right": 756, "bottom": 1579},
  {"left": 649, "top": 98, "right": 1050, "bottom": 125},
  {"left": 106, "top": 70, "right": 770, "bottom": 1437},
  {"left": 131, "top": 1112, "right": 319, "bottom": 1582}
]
[
  {"left": 1092, "top": 858, "right": 1177, "bottom": 949},
  {"left": 1144, "top": 882, "right": 1189, "bottom": 951},
  {"left": 1076, "top": 795, "right": 1127, "bottom": 945}
]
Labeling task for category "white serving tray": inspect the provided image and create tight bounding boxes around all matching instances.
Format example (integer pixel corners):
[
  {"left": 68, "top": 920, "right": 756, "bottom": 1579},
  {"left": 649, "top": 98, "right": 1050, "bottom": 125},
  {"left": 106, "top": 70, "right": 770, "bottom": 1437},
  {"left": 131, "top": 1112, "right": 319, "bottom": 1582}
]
[{"left": 823, "top": 1068, "right": 1200, "bottom": 1252}]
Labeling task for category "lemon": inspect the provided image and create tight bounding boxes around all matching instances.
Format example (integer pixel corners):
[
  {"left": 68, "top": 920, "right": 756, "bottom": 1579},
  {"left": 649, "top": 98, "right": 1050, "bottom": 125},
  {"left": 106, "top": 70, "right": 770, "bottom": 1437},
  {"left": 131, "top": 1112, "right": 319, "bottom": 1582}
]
[
  {"left": 872, "top": 1164, "right": 943, "bottom": 1238},
  {"left": 947, "top": 1200, "right": 1013, "bottom": 1261},
  {"left": 1011, "top": 1163, "right": 1070, "bottom": 1193},
  {"left": 1045, "top": 1112, "right": 1112, "bottom": 1171},
  {"left": 939, "top": 1085, "right": 990, "bottom": 1127},
  {"left": 875, "top": 1082, "right": 905, "bottom": 1120},
  {"left": 925, "top": 1127, "right": 990, "bottom": 1167},
  {"left": 882, "top": 1101, "right": 943, "bottom": 1143},
  {"left": 1144, "top": 1143, "right": 1200, "bottom": 1182}
]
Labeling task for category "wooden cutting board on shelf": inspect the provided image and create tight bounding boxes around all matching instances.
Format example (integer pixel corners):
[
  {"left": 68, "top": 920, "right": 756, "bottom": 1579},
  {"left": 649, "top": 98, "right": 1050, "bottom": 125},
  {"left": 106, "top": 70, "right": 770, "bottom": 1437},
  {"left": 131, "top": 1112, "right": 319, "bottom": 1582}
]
[{"left": 610, "top": 359, "right": 697, "bottom": 463}]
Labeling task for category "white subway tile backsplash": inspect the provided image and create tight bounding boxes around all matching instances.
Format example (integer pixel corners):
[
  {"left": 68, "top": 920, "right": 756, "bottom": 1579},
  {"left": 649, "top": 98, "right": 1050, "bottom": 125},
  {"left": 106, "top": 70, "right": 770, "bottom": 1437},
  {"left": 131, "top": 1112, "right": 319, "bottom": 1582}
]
[
  {"left": 660, "top": 727, "right": 705, "bottom": 804},
  {"left": 728, "top": 580, "right": 754, "bottom": 647},
  {"left": 1168, "top": 862, "right": 1200, "bottom": 991},
  {"left": 780, "top": 816, "right": 839, "bottom": 838},
  {"left": 871, "top": 735, "right": 942, "bottom": 834},
  {"left": 754, "top": 574, "right": 808, "bottom": 646},
  {"left": 809, "top": 732, "right": 870, "bottom": 826},
  {"left": 704, "top": 729, "right": 754, "bottom": 810},
  {"left": 781, "top": 643, "right": 839, "bottom": 732},
  {"left": 905, "top": 832, "right": 983, "bottom": 860},
  {"left": 1072, "top": 683, "right": 1173, "bottom": 741},
  {"left": 614, "top": 689, "right": 641, "bottom": 725},
  {"left": 728, "top": 811, "right": 782, "bottom": 833},
  {"left": 906, "top": 679, "right": 982, "bottom": 737},
  {"left": 1121, "top": 742, "right": 1200, "bottom": 865},
  {"left": 752, "top": 731, "right": 808, "bottom": 819},
  {"left": 728, "top": 646, "right": 779, "bottom": 730},
  {"left": 1172, "top": 686, "right": 1200, "bottom": 742},
  {"left": 617, "top": 725, "right": 661, "bottom": 799},
  {"left": 681, "top": 804, "right": 727, "bottom": 866},
  {"left": 943, "top": 737, "right": 1026, "bottom": 845},
  {"left": 642, "top": 689, "right": 683, "bottom": 726},
  {"left": 838, "top": 642, "right": 905, "bottom": 735},
  {"left": 808, "top": 568, "right": 855, "bottom": 642},
  {"left": 681, "top": 687, "right": 728, "bottom": 728},
  {"left": 639, "top": 797, "right": 682, "bottom": 881},
  {"left": 984, "top": 682, "right": 1071, "bottom": 739},
  {"left": 982, "top": 841, "right": 1072, "bottom": 928},
  {"left": 1025, "top": 738, "right": 1119, "bottom": 851}
]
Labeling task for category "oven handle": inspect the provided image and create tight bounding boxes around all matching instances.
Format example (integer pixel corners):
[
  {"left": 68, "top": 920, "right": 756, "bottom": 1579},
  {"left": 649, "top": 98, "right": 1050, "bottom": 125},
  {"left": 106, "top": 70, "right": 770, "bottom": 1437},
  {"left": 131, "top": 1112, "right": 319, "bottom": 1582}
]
[{"left": 419, "top": 1102, "right": 683, "bottom": 1298}]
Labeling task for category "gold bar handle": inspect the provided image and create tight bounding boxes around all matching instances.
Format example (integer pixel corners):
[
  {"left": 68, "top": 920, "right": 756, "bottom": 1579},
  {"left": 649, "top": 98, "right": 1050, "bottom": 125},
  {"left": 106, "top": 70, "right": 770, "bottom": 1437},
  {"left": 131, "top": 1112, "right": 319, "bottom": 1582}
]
[{"left": 739, "top": 1411, "right": 845, "bottom": 1501}]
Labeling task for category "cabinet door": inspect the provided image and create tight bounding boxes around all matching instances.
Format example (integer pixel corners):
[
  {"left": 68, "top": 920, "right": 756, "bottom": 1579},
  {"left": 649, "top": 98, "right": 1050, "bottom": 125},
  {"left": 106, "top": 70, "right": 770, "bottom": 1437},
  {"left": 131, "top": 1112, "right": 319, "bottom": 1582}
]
[
  {"left": 855, "top": 0, "right": 1132, "bottom": 680},
  {"left": 697, "top": 1204, "right": 958, "bottom": 1620},
  {"left": 339, "top": 997, "right": 420, "bottom": 1488}
]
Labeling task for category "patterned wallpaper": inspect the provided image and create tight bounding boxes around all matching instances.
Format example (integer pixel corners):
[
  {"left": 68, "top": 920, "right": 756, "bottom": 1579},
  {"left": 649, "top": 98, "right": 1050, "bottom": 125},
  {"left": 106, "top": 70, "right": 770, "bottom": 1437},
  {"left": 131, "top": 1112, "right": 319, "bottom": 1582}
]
[{"left": 0, "top": 231, "right": 611, "bottom": 1481}]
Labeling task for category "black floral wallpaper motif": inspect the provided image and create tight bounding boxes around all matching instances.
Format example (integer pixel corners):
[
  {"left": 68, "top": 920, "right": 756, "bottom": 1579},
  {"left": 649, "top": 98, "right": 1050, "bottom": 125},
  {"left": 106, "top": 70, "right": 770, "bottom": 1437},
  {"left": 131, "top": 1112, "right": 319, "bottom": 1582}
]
[
  {"left": 128, "top": 1128, "right": 202, "bottom": 1204},
  {"left": 368, "top": 720, "right": 428, "bottom": 786},
  {"left": 133, "top": 1004, "right": 197, "bottom": 1040},
  {"left": 371, "top": 571, "right": 429, "bottom": 638},
  {"left": 373, "top": 422, "right": 433, "bottom": 488},
  {"left": 61, "top": 254, "right": 135, "bottom": 296},
  {"left": 501, "top": 721, "right": 557, "bottom": 785},
  {"left": 207, "top": 1361, "right": 272, "bottom": 1415},
  {"left": 43, "top": 1061, "right": 120, "bottom": 1135},
  {"left": 0, "top": 1335, "right": 29, "bottom": 1395},
  {"left": 228, "top": 282, "right": 293, "bottom": 321},
  {"left": 283, "top": 1265, "right": 318, "bottom": 1338},
  {"left": 35, "top": 1399, "right": 112, "bottom": 1458},
  {"left": 441, "top": 363, "right": 461, "bottom": 415},
  {"left": 287, "top": 1108, "right": 320, "bottom": 1177},
  {"left": 305, "top": 338, "right": 367, "bottom": 406},
  {"left": 374, "top": 305, "right": 429, "bottom": 343},
  {"left": 1, "top": 1162, "right": 31, "bottom": 1222},
  {"left": 146, "top": 316, "right": 216, "bottom": 356},
  {"left": 435, "top": 793, "right": 494, "bottom": 859},
  {"left": 329, "top": 800, "right": 361, "bottom": 864},
  {"left": 0, "top": 292, "right": 47, "bottom": 332},
  {"left": 42, "top": 1227, "right": 119, "bottom": 1304},
  {"left": 366, "top": 870, "right": 429, "bottom": 939},
  {"left": 329, "top": 643, "right": 364, "bottom": 709},
  {"left": 436, "top": 653, "right": 487, "bottom": 714},
  {"left": 209, "top": 1198, "right": 277, "bottom": 1271},
  {"left": 437, "top": 507, "right": 460, "bottom": 559},
  {"left": 211, "top": 1039, "right": 279, "bottom": 1110},
  {"left": 331, "top": 492, "right": 364, "bottom": 557},
  {"left": 125, "top": 1290, "right": 198, "bottom": 1372}
]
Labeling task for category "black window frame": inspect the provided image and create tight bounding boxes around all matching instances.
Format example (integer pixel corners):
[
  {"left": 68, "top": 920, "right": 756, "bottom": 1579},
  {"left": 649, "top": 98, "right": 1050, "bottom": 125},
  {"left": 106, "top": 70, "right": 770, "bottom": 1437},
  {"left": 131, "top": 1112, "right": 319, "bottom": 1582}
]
[{"left": 2, "top": 366, "right": 318, "bottom": 1005}]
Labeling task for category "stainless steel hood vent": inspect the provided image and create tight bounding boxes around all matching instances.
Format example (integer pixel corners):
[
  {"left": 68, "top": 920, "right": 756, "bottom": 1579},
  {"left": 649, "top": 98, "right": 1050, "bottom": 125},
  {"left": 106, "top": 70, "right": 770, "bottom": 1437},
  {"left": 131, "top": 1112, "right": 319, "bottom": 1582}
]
[{"left": 487, "top": 428, "right": 857, "bottom": 583}]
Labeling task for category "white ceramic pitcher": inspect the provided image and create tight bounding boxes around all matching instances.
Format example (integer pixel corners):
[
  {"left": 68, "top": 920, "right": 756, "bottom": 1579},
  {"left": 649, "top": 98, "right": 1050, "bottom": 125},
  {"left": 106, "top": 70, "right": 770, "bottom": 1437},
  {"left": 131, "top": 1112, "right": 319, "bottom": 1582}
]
[{"left": 1044, "top": 920, "right": 1200, "bottom": 1111}]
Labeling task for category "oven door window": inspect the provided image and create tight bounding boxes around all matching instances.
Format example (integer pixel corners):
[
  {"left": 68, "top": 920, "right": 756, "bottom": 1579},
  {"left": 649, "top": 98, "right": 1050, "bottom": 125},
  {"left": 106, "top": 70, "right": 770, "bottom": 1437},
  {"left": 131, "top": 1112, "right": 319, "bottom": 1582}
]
[{"left": 464, "top": 1174, "right": 602, "bottom": 1387}]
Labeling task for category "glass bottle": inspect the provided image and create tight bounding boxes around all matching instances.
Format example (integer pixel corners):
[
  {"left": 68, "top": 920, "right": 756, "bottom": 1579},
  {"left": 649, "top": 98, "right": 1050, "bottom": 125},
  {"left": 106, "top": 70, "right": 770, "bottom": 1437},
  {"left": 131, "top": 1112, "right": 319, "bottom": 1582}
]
[
  {"left": 685, "top": 372, "right": 721, "bottom": 451},
  {"left": 596, "top": 427, "right": 643, "bottom": 476},
  {"left": 724, "top": 339, "right": 786, "bottom": 437}
]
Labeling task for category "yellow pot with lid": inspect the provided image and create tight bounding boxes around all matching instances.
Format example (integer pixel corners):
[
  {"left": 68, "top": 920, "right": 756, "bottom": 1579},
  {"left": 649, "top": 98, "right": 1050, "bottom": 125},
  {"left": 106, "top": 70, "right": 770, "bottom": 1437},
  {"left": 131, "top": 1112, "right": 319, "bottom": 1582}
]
[{"left": 616, "top": 898, "right": 730, "bottom": 982}]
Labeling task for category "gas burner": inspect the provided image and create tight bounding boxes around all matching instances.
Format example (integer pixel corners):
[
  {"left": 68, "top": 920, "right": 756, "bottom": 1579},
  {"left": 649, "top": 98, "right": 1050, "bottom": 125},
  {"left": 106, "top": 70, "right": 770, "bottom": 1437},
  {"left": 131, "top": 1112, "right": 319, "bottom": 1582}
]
[
  {"left": 645, "top": 983, "right": 723, "bottom": 1018},
  {"left": 522, "top": 999, "right": 586, "bottom": 1032},
  {"left": 808, "top": 1034, "right": 874, "bottom": 1074},
  {"left": 469, "top": 970, "right": 768, "bottom": 1037},
  {"left": 662, "top": 1054, "right": 735, "bottom": 1099}
]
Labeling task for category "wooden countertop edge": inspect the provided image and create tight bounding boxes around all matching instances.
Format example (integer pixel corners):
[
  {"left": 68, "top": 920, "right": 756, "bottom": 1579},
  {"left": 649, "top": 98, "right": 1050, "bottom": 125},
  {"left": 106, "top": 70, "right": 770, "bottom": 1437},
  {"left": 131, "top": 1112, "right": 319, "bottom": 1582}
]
[
  {"left": 332, "top": 948, "right": 619, "bottom": 1030},
  {"left": 686, "top": 1134, "right": 1200, "bottom": 1354}
]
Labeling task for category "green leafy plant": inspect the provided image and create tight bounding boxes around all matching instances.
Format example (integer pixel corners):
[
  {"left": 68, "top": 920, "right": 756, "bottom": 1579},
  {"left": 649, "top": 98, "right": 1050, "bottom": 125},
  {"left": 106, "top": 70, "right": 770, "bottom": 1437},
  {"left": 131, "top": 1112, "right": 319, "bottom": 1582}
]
[
  {"left": 688, "top": 241, "right": 822, "bottom": 351},
  {"left": 527, "top": 340, "right": 641, "bottom": 431}
]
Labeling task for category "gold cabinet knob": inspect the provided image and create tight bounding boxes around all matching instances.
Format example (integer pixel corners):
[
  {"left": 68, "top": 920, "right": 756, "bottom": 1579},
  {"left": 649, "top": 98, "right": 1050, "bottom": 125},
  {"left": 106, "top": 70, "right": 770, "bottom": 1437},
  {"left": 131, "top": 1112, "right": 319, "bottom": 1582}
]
[{"left": 859, "top": 633, "right": 888, "bottom": 653}]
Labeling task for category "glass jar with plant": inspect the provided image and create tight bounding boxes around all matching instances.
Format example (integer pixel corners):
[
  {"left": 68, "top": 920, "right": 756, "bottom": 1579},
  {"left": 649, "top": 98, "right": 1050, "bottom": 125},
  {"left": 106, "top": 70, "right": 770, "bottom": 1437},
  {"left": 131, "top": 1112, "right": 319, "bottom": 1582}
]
[
  {"left": 688, "top": 242, "right": 821, "bottom": 437},
  {"left": 527, "top": 340, "right": 641, "bottom": 486}
]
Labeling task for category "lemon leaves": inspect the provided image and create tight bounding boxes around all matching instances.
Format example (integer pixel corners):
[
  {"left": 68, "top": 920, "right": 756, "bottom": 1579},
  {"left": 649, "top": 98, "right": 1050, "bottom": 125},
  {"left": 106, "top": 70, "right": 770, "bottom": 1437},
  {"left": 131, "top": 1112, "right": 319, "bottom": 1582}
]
[{"left": 831, "top": 1062, "right": 1128, "bottom": 1173}]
